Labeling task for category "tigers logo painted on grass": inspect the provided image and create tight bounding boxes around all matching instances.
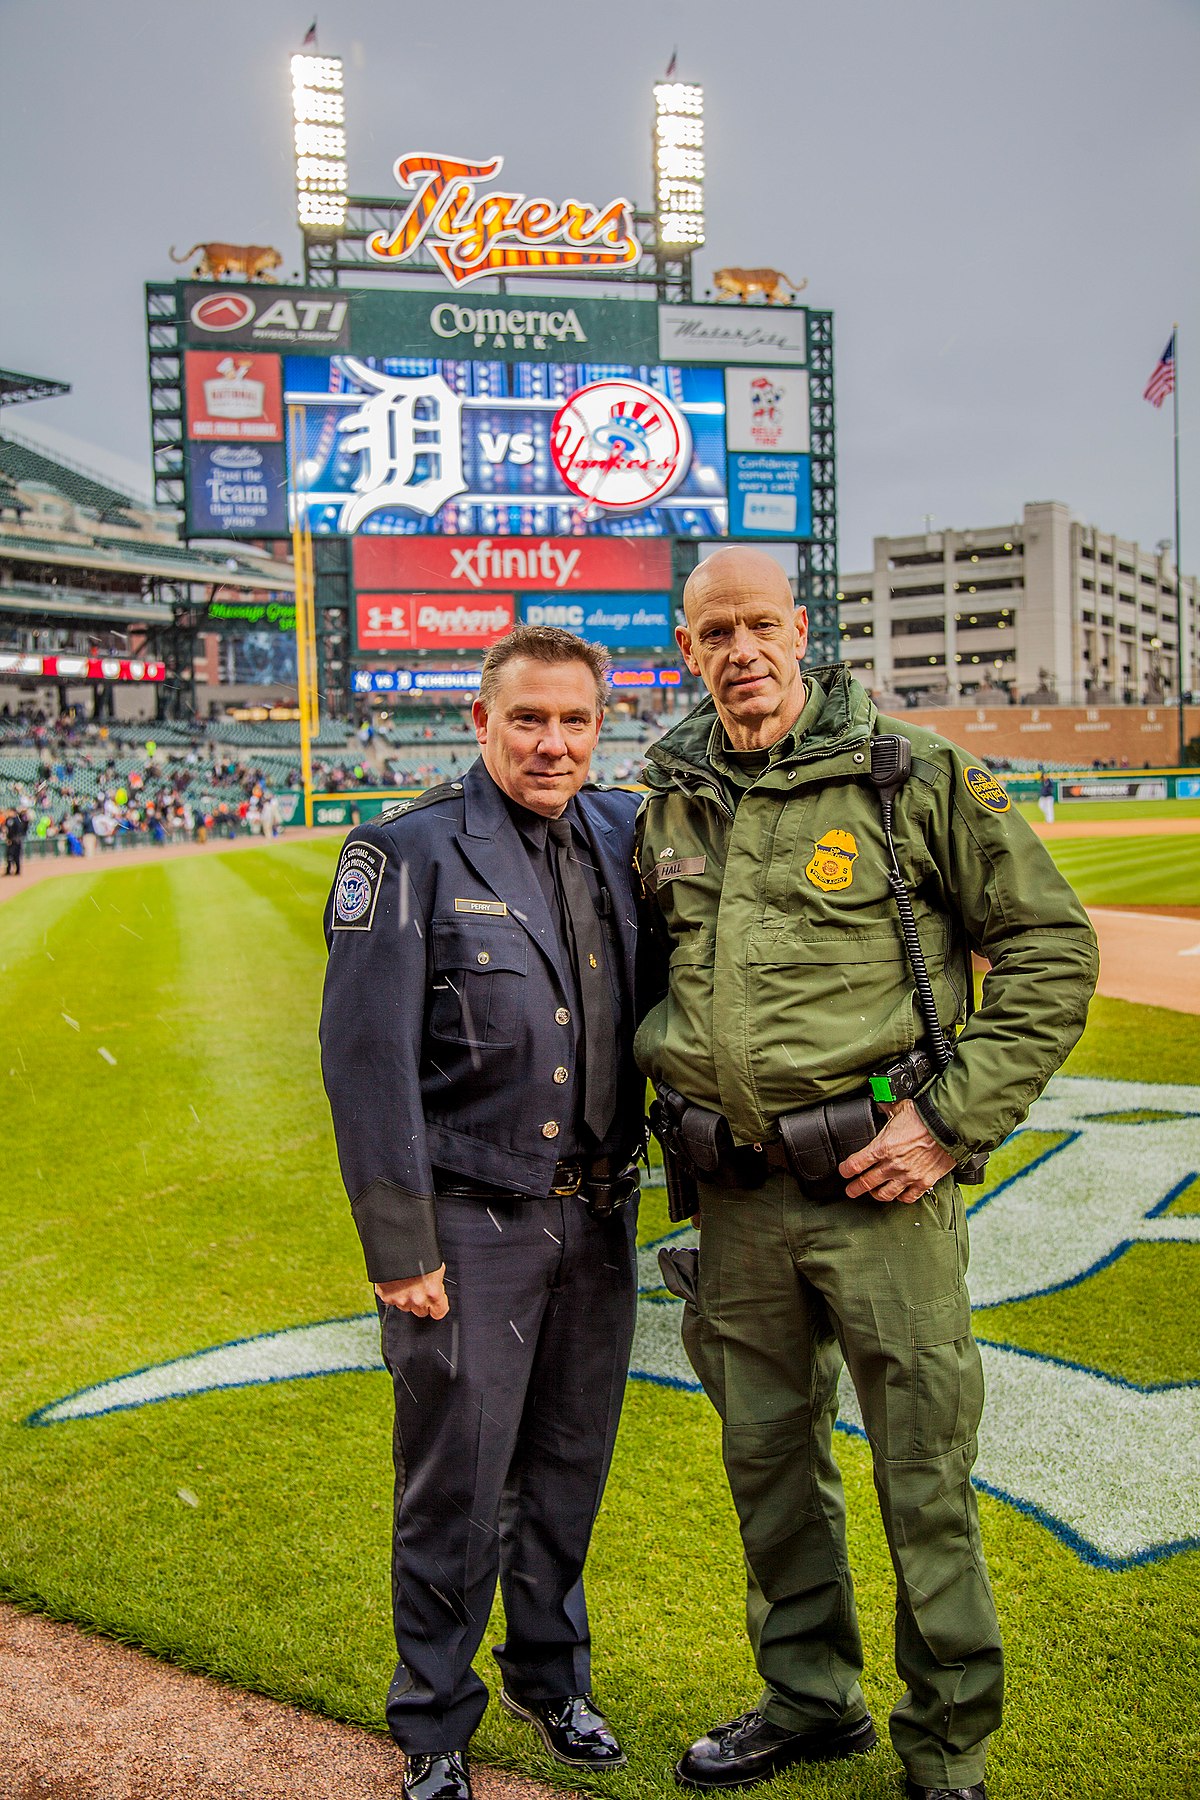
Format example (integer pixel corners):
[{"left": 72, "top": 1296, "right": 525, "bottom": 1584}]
[{"left": 28, "top": 1076, "right": 1200, "bottom": 1574}]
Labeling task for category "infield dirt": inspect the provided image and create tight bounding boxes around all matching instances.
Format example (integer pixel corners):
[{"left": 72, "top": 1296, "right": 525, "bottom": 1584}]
[{"left": 0, "top": 1603, "right": 568, "bottom": 1800}]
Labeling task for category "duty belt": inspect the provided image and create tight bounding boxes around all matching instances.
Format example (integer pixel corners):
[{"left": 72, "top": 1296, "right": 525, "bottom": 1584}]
[
  {"left": 434, "top": 1156, "right": 637, "bottom": 1219},
  {"left": 651, "top": 1045, "right": 939, "bottom": 1217}
]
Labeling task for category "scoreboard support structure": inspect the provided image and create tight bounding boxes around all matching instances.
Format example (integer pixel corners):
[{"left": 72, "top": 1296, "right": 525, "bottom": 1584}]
[{"left": 805, "top": 310, "right": 839, "bottom": 666}]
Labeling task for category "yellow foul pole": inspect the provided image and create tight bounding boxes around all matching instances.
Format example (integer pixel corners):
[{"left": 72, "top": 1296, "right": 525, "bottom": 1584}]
[{"left": 287, "top": 402, "right": 320, "bottom": 827}]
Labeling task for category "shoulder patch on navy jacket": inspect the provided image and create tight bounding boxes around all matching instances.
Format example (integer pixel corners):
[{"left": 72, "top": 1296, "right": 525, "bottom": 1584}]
[
  {"left": 962, "top": 765, "right": 1011, "bottom": 813},
  {"left": 332, "top": 840, "right": 386, "bottom": 930}
]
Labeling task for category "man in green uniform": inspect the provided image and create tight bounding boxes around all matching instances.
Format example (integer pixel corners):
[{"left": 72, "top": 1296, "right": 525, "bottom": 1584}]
[{"left": 636, "top": 548, "right": 1098, "bottom": 1800}]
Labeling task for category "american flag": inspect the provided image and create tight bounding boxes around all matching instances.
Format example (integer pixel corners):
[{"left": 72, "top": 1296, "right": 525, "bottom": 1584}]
[
  {"left": 301, "top": 19, "right": 317, "bottom": 47},
  {"left": 1143, "top": 332, "right": 1176, "bottom": 409}
]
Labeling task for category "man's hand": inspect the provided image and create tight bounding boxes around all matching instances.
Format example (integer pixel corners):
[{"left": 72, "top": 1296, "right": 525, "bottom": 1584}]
[
  {"left": 375, "top": 1265, "right": 450, "bottom": 1319},
  {"left": 838, "top": 1099, "right": 956, "bottom": 1205}
]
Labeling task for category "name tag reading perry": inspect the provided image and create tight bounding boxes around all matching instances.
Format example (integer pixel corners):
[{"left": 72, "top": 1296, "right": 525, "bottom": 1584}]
[
  {"left": 654, "top": 852, "right": 707, "bottom": 886},
  {"left": 454, "top": 897, "right": 508, "bottom": 916},
  {"left": 332, "top": 841, "right": 386, "bottom": 931}
]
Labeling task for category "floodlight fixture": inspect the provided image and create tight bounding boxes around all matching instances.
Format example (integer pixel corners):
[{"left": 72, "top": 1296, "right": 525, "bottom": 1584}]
[
  {"left": 292, "top": 52, "right": 347, "bottom": 236},
  {"left": 654, "top": 80, "right": 705, "bottom": 249}
]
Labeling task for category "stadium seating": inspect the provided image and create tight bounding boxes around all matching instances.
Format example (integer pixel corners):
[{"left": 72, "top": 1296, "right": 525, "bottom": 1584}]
[{"left": 0, "top": 439, "right": 138, "bottom": 524}]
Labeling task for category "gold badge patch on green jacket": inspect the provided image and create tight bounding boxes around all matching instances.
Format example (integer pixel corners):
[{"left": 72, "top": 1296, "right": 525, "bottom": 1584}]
[
  {"left": 963, "top": 765, "right": 1011, "bottom": 812},
  {"left": 806, "top": 829, "right": 858, "bottom": 891}
]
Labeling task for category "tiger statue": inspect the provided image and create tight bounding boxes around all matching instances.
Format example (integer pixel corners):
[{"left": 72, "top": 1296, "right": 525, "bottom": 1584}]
[
  {"left": 712, "top": 267, "right": 807, "bottom": 305},
  {"left": 169, "top": 242, "right": 283, "bottom": 282}
]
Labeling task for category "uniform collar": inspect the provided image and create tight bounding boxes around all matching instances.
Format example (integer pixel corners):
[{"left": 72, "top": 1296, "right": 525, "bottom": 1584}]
[
  {"left": 466, "top": 758, "right": 583, "bottom": 850},
  {"left": 706, "top": 677, "right": 823, "bottom": 785}
]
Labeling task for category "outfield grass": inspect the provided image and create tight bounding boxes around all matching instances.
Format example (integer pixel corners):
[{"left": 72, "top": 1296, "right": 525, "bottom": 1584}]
[
  {"left": 2, "top": 843, "right": 1199, "bottom": 1799},
  {"left": 1015, "top": 798, "right": 1200, "bottom": 825},
  {"left": 1040, "top": 833, "right": 1200, "bottom": 906}
]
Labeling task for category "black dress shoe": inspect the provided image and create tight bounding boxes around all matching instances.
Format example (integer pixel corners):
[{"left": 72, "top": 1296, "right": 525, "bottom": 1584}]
[
  {"left": 499, "top": 1689, "right": 627, "bottom": 1768},
  {"left": 904, "top": 1783, "right": 986, "bottom": 1800},
  {"left": 676, "top": 1708, "right": 877, "bottom": 1790},
  {"left": 403, "top": 1750, "right": 473, "bottom": 1800}
]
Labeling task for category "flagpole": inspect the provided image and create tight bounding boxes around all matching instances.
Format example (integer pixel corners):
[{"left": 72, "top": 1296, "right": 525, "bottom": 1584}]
[{"left": 1173, "top": 323, "right": 1186, "bottom": 764}]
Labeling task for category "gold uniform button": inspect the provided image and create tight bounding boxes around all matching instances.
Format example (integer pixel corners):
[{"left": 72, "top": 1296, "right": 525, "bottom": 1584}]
[
  {"left": 555, "top": 1007, "right": 571, "bottom": 1025},
  {"left": 542, "top": 1121, "right": 560, "bottom": 1139},
  {"left": 476, "top": 950, "right": 490, "bottom": 965},
  {"left": 553, "top": 1066, "right": 569, "bottom": 1084}
]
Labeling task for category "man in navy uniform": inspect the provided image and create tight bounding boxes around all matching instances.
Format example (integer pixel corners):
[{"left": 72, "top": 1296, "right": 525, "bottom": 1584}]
[{"left": 321, "top": 626, "right": 643, "bottom": 1800}]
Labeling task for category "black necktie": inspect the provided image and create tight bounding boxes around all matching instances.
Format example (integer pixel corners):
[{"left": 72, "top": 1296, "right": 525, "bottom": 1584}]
[{"left": 547, "top": 816, "right": 618, "bottom": 1143}]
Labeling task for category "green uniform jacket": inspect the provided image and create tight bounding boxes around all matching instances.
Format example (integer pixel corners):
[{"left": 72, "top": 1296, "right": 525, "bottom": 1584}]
[{"left": 634, "top": 665, "right": 1099, "bottom": 1158}]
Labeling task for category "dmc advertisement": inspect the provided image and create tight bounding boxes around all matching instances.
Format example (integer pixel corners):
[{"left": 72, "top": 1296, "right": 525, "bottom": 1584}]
[{"left": 519, "top": 596, "right": 673, "bottom": 646}]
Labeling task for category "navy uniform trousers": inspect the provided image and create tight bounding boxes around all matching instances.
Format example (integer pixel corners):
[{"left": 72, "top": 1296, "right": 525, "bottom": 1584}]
[{"left": 379, "top": 1185, "right": 638, "bottom": 1754}]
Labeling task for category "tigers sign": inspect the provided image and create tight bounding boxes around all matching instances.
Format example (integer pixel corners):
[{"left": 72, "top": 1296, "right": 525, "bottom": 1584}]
[{"left": 365, "top": 152, "right": 641, "bottom": 288}]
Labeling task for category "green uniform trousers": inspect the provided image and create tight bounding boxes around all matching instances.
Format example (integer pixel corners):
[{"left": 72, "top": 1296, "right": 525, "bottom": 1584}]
[{"left": 682, "top": 1168, "right": 1003, "bottom": 1789}]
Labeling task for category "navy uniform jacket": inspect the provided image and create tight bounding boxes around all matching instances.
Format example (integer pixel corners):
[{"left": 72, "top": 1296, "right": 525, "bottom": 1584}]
[{"left": 320, "top": 758, "right": 643, "bottom": 1284}]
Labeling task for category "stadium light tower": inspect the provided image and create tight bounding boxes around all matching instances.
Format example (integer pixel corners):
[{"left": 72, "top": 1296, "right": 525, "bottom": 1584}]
[
  {"left": 291, "top": 52, "right": 348, "bottom": 250},
  {"left": 653, "top": 81, "right": 705, "bottom": 250}
]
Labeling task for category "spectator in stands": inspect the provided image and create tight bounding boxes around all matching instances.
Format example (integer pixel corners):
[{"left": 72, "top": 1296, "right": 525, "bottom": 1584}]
[{"left": 4, "top": 808, "right": 28, "bottom": 876}]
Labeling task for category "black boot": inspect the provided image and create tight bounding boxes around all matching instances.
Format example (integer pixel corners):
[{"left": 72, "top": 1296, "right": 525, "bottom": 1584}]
[{"left": 676, "top": 1709, "right": 877, "bottom": 1790}]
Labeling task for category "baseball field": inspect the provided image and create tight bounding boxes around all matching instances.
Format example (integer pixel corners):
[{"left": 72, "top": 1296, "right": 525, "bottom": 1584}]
[{"left": 2, "top": 803, "right": 1198, "bottom": 1799}]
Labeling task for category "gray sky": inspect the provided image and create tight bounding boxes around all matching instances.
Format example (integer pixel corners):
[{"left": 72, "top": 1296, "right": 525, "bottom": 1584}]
[{"left": 1, "top": 0, "right": 1197, "bottom": 572}]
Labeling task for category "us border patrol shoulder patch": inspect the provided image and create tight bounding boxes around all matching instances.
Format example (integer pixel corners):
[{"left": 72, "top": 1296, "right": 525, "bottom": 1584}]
[
  {"left": 963, "top": 765, "right": 1011, "bottom": 813},
  {"left": 332, "top": 839, "right": 386, "bottom": 931}
]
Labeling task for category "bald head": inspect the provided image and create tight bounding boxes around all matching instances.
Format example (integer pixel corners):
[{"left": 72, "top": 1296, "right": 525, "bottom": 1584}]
[
  {"left": 682, "top": 547, "right": 796, "bottom": 622},
  {"left": 676, "top": 547, "right": 809, "bottom": 751}
]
